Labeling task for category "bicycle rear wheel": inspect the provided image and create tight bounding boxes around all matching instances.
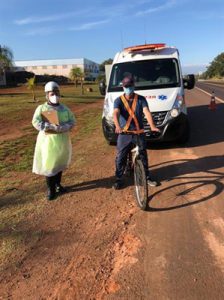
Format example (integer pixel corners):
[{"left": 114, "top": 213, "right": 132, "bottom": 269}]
[{"left": 134, "top": 158, "right": 148, "bottom": 210}]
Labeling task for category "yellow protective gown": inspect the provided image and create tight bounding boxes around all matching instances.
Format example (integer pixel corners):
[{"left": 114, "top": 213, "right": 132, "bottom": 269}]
[{"left": 32, "top": 102, "right": 75, "bottom": 176}]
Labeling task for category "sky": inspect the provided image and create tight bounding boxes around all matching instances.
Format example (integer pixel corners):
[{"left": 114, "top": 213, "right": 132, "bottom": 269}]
[{"left": 1, "top": 0, "right": 224, "bottom": 74}]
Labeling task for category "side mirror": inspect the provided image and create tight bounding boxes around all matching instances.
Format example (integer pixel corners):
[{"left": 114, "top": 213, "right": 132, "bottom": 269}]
[
  {"left": 99, "top": 81, "right": 106, "bottom": 96},
  {"left": 183, "top": 74, "right": 195, "bottom": 90}
]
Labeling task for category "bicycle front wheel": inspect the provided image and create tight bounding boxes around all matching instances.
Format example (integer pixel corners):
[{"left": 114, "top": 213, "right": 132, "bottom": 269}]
[{"left": 134, "top": 158, "right": 148, "bottom": 210}]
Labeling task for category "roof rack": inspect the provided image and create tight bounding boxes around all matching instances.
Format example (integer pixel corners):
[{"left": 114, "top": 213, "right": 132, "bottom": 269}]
[{"left": 124, "top": 43, "right": 166, "bottom": 52}]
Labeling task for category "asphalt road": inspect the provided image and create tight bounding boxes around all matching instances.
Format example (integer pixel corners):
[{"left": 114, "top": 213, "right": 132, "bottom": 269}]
[{"left": 196, "top": 81, "right": 224, "bottom": 102}]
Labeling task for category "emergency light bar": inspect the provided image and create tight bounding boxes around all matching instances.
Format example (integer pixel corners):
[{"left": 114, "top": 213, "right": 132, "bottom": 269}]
[{"left": 124, "top": 43, "right": 166, "bottom": 52}]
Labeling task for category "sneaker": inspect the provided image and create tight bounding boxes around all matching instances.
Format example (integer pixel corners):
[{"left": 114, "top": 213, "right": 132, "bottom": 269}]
[
  {"left": 147, "top": 177, "right": 158, "bottom": 187},
  {"left": 113, "top": 179, "right": 122, "bottom": 190}
]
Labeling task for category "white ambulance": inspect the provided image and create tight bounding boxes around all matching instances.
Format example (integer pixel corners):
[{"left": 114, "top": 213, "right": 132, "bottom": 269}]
[{"left": 100, "top": 43, "right": 195, "bottom": 144}]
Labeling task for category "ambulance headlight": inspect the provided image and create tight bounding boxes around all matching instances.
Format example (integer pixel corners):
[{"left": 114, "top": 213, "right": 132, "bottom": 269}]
[
  {"left": 170, "top": 108, "right": 179, "bottom": 118},
  {"left": 169, "top": 95, "right": 184, "bottom": 118}
]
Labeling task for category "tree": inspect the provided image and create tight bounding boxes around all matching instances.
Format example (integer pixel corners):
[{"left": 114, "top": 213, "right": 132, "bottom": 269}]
[
  {"left": 69, "top": 67, "right": 83, "bottom": 88},
  {"left": 99, "top": 58, "right": 113, "bottom": 72},
  {"left": 203, "top": 52, "right": 224, "bottom": 79},
  {"left": 0, "top": 45, "right": 13, "bottom": 83},
  {"left": 0, "top": 45, "right": 13, "bottom": 69},
  {"left": 26, "top": 76, "right": 37, "bottom": 102},
  {"left": 69, "top": 67, "right": 86, "bottom": 95}
]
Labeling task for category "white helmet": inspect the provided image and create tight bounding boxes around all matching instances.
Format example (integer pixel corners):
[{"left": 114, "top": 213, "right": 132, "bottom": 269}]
[{"left": 44, "top": 81, "right": 60, "bottom": 93}]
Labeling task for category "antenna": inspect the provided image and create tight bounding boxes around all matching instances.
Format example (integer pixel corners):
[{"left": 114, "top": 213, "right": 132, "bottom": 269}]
[{"left": 143, "top": 19, "right": 147, "bottom": 45}]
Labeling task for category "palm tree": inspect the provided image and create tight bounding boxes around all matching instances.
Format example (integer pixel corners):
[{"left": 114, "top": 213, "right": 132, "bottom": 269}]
[
  {"left": 69, "top": 67, "right": 83, "bottom": 88},
  {"left": 0, "top": 45, "right": 13, "bottom": 84},
  {"left": 70, "top": 67, "right": 86, "bottom": 95},
  {"left": 26, "top": 76, "right": 37, "bottom": 102}
]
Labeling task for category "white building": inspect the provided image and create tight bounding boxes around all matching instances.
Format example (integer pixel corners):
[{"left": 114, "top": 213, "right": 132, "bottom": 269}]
[{"left": 14, "top": 58, "right": 99, "bottom": 80}]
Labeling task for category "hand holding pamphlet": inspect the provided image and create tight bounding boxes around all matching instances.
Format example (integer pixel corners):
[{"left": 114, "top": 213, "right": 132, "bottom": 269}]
[{"left": 41, "top": 110, "right": 59, "bottom": 134}]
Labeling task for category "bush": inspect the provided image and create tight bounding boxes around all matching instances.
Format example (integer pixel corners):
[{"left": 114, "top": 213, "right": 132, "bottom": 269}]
[{"left": 5, "top": 71, "right": 70, "bottom": 86}]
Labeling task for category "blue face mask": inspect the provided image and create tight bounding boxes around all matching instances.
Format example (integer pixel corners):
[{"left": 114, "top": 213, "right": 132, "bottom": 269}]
[{"left": 123, "top": 86, "right": 134, "bottom": 95}]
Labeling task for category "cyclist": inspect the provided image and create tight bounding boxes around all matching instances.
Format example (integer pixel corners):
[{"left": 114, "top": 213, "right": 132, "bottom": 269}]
[{"left": 113, "top": 76, "right": 160, "bottom": 190}]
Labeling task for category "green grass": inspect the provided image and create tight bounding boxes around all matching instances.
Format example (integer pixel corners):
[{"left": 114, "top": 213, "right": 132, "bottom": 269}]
[
  {"left": 0, "top": 84, "right": 103, "bottom": 121},
  {"left": 0, "top": 131, "right": 36, "bottom": 176},
  {"left": 73, "top": 107, "right": 102, "bottom": 141}
]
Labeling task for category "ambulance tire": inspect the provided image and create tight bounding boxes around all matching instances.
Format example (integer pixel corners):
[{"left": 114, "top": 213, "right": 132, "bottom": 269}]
[{"left": 102, "top": 118, "right": 117, "bottom": 146}]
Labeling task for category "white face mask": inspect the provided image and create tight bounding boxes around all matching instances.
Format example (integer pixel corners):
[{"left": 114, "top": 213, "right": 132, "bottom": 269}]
[{"left": 49, "top": 95, "right": 60, "bottom": 104}]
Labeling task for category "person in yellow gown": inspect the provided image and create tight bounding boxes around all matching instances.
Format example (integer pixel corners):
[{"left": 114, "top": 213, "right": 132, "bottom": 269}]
[{"left": 32, "top": 81, "right": 76, "bottom": 200}]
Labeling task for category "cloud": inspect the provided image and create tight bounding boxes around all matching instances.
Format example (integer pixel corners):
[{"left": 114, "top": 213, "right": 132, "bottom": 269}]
[
  {"left": 14, "top": 1, "right": 166, "bottom": 28},
  {"left": 22, "top": 19, "right": 110, "bottom": 36},
  {"left": 136, "top": 0, "right": 177, "bottom": 16},
  {"left": 69, "top": 19, "right": 110, "bottom": 31},
  {"left": 14, "top": 10, "right": 90, "bottom": 25}
]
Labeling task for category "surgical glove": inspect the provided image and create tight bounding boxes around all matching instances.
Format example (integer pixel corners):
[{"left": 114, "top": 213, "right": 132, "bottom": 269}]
[
  {"left": 56, "top": 123, "right": 73, "bottom": 133},
  {"left": 44, "top": 122, "right": 50, "bottom": 131},
  {"left": 44, "top": 122, "right": 58, "bottom": 132}
]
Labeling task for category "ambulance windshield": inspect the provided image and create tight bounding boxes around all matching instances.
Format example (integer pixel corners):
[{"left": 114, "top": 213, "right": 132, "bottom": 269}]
[{"left": 108, "top": 58, "right": 180, "bottom": 92}]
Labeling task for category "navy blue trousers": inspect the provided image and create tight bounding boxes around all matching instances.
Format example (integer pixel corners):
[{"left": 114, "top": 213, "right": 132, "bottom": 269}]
[{"left": 115, "top": 134, "right": 149, "bottom": 179}]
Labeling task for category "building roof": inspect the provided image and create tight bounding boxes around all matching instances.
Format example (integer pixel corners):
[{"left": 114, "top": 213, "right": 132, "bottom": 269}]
[{"left": 14, "top": 58, "right": 99, "bottom": 67}]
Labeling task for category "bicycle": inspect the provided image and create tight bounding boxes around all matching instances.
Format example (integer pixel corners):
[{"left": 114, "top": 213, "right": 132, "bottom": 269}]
[{"left": 125, "top": 134, "right": 148, "bottom": 210}]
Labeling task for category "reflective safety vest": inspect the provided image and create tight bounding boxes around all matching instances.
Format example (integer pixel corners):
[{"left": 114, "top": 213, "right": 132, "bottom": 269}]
[{"left": 120, "top": 93, "right": 144, "bottom": 134}]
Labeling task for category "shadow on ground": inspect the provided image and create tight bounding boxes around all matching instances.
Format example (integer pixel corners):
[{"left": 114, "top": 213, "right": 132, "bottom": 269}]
[
  {"left": 147, "top": 155, "right": 224, "bottom": 212},
  {"left": 147, "top": 103, "right": 224, "bottom": 149}
]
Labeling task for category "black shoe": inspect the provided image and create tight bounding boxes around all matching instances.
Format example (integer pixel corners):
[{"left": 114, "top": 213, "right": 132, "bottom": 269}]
[
  {"left": 113, "top": 179, "right": 122, "bottom": 190},
  {"left": 56, "top": 184, "right": 67, "bottom": 194},
  {"left": 147, "top": 177, "right": 158, "bottom": 187},
  {"left": 47, "top": 189, "right": 56, "bottom": 201}
]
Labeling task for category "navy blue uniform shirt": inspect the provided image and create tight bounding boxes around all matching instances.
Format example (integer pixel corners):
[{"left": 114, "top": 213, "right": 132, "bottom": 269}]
[{"left": 114, "top": 93, "right": 148, "bottom": 130}]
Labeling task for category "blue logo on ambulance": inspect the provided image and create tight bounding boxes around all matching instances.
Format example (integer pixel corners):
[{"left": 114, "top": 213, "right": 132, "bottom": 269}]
[{"left": 158, "top": 95, "right": 167, "bottom": 101}]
